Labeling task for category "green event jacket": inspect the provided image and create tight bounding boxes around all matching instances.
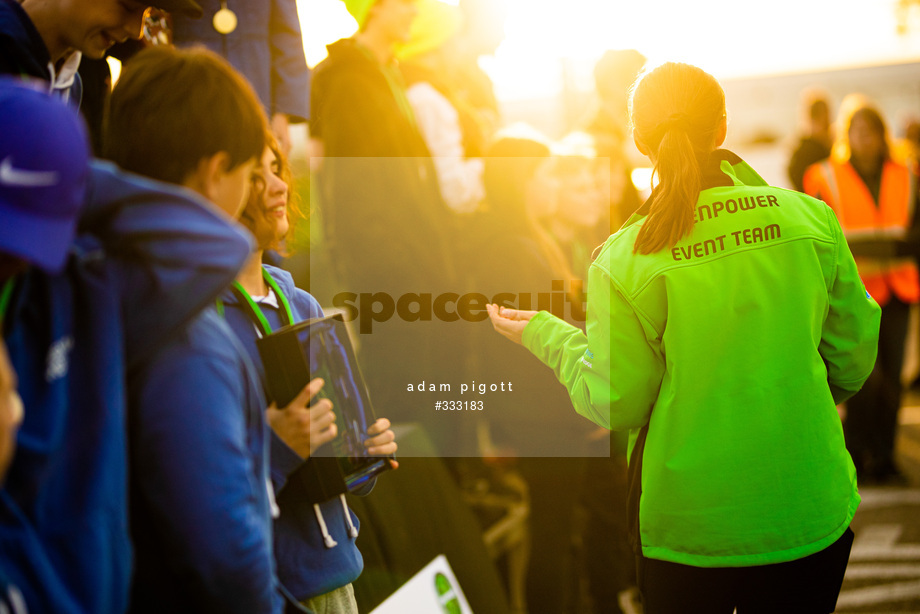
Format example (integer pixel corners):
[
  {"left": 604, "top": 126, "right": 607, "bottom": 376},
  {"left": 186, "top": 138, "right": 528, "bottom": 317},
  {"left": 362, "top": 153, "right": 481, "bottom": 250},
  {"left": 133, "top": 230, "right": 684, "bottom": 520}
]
[{"left": 523, "top": 150, "right": 881, "bottom": 568}]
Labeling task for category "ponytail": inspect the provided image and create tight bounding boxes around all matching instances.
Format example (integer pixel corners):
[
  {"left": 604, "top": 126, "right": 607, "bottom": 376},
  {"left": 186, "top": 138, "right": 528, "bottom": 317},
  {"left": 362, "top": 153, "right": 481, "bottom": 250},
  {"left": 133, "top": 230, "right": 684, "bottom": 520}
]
[
  {"left": 629, "top": 63, "right": 724, "bottom": 255},
  {"left": 634, "top": 126, "right": 701, "bottom": 254}
]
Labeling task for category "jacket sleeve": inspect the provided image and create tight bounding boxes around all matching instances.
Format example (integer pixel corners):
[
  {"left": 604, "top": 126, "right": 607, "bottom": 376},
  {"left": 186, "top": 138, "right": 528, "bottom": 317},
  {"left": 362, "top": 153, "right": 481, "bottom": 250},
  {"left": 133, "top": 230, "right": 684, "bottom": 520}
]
[
  {"left": 523, "top": 262, "right": 664, "bottom": 431},
  {"left": 80, "top": 162, "right": 252, "bottom": 371},
  {"left": 821, "top": 207, "right": 882, "bottom": 404},
  {"left": 269, "top": 0, "right": 310, "bottom": 122},
  {"left": 130, "top": 326, "right": 277, "bottom": 612}
]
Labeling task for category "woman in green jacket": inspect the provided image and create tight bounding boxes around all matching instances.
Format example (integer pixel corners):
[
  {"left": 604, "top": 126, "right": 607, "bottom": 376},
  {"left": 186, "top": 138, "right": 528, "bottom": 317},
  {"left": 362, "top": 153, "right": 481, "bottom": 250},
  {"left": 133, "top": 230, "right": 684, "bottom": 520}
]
[{"left": 487, "top": 62, "right": 881, "bottom": 613}]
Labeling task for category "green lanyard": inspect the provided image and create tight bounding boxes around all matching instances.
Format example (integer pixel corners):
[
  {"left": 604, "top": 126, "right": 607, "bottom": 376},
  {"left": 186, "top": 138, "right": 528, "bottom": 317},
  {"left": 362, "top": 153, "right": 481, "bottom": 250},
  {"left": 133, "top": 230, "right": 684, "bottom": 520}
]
[
  {"left": 0, "top": 278, "right": 15, "bottom": 329},
  {"left": 219, "top": 268, "right": 294, "bottom": 337}
]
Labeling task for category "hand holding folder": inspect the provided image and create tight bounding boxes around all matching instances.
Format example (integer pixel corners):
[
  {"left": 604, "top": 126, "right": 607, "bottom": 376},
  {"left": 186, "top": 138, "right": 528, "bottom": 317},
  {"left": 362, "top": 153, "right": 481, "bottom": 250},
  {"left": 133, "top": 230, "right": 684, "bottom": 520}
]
[
  {"left": 257, "top": 314, "right": 396, "bottom": 502},
  {"left": 266, "top": 377, "right": 338, "bottom": 459}
]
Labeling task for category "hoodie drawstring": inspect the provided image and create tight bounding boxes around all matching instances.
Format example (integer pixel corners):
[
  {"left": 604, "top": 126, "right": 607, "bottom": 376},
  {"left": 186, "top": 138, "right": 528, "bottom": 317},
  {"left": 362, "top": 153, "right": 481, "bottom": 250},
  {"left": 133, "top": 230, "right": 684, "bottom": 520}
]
[
  {"left": 313, "top": 504, "right": 338, "bottom": 548},
  {"left": 340, "top": 494, "right": 359, "bottom": 538},
  {"left": 313, "top": 497, "right": 359, "bottom": 548}
]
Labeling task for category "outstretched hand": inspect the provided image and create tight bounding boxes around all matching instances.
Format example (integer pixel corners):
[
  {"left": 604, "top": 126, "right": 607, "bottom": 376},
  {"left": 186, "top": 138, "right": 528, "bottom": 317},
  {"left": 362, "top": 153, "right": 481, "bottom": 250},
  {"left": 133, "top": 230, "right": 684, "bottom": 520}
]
[
  {"left": 267, "top": 378, "right": 337, "bottom": 460},
  {"left": 486, "top": 304, "right": 537, "bottom": 346}
]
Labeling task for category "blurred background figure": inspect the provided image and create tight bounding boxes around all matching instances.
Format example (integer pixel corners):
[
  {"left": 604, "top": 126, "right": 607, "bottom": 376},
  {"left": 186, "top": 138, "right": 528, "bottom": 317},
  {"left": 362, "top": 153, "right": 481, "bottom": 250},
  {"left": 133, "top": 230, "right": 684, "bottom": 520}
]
[
  {"left": 535, "top": 133, "right": 607, "bottom": 280},
  {"left": 399, "top": 0, "right": 486, "bottom": 215},
  {"left": 171, "top": 0, "right": 311, "bottom": 156},
  {"left": 467, "top": 131, "right": 596, "bottom": 614},
  {"left": 804, "top": 97, "right": 920, "bottom": 484},
  {"left": 310, "top": 0, "right": 466, "bottom": 454},
  {"left": 787, "top": 88, "right": 833, "bottom": 192},
  {"left": 582, "top": 49, "right": 646, "bottom": 232},
  {"left": 447, "top": 0, "right": 508, "bottom": 141},
  {"left": 544, "top": 131, "right": 639, "bottom": 614},
  {"left": 894, "top": 116, "right": 920, "bottom": 173}
]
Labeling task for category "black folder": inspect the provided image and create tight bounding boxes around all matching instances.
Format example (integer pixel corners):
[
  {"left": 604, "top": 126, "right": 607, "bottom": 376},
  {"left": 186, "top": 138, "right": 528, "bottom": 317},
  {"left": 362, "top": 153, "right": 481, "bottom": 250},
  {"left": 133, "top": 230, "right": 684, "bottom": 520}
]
[{"left": 257, "top": 313, "right": 394, "bottom": 501}]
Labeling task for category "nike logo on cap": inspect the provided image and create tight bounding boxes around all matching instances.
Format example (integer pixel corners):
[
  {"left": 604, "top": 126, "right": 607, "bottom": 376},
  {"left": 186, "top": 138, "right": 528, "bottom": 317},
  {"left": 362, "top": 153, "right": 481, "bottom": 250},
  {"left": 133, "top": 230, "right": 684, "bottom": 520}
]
[{"left": 0, "top": 156, "right": 59, "bottom": 187}]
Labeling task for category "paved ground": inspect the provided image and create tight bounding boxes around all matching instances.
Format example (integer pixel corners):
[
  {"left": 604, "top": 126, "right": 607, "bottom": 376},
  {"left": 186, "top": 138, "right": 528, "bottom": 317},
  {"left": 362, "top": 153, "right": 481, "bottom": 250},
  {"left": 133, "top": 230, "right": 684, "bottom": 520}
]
[{"left": 836, "top": 397, "right": 920, "bottom": 613}]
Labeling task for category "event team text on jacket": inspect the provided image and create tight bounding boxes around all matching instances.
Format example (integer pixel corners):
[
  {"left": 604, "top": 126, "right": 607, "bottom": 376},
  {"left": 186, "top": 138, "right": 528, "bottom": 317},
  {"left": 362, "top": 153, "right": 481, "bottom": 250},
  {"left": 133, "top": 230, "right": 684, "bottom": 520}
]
[{"left": 523, "top": 150, "right": 880, "bottom": 568}]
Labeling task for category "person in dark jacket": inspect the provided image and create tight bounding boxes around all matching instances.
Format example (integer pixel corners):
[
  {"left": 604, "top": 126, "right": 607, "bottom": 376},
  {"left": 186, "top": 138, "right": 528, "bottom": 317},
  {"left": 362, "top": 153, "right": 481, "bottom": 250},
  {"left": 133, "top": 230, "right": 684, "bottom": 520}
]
[
  {"left": 171, "top": 0, "right": 310, "bottom": 155},
  {"left": 788, "top": 90, "right": 832, "bottom": 192},
  {"left": 311, "top": 0, "right": 466, "bottom": 454},
  {"left": 312, "top": 0, "right": 457, "bottom": 290},
  {"left": 0, "top": 0, "right": 201, "bottom": 104}
]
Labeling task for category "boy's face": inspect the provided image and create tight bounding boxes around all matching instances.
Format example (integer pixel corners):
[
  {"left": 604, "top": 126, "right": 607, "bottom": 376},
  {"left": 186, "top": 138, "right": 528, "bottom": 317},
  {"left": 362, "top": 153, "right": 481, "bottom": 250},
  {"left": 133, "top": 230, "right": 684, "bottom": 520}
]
[
  {"left": 56, "top": 0, "right": 149, "bottom": 59},
  {"left": 211, "top": 159, "right": 258, "bottom": 220}
]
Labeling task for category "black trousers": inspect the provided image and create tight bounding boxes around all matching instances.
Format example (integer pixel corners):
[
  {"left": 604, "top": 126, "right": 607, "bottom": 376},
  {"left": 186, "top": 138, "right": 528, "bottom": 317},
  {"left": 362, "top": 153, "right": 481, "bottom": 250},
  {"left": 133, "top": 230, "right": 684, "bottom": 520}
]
[
  {"left": 844, "top": 295, "right": 911, "bottom": 475},
  {"left": 636, "top": 528, "right": 854, "bottom": 614}
]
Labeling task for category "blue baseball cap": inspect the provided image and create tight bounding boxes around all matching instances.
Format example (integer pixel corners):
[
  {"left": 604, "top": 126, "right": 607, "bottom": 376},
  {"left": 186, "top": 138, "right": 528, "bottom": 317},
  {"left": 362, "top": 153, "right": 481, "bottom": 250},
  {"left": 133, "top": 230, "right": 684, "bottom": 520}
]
[{"left": 0, "top": 78, "right": 90, "bottom": 273}]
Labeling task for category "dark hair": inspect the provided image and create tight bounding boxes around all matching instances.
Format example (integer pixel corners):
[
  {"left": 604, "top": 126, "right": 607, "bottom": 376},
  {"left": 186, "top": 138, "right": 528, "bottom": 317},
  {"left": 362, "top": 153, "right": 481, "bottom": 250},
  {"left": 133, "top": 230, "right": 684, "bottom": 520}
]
[
  {"left": 103, "top": 46, "right": 267, "bottom": 184},
  {"left": 240, "top": 135, "right": 305, "bottom": 255},
  {"left": 629, "top": 62, "right": 725, "bottom": 254},
  {"left": 809, "top": 98, "right": 829, "bottom": 122}
]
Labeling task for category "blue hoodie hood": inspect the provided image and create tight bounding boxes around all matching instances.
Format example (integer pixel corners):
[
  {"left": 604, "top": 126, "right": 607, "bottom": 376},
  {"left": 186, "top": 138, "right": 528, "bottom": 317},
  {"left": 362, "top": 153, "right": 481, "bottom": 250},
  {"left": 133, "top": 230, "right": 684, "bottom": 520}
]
[
  {"left": 80, "top": 161, "right": 254, "bottom": 370},
  {"left": 0, "top": 160, "right": 251, "bottom": 614}
]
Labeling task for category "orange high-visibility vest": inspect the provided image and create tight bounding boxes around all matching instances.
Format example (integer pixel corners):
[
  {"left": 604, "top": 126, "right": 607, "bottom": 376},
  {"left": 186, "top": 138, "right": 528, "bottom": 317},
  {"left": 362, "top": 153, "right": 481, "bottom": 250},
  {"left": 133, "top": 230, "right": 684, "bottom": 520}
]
[{"left": 803, "top": 159, "right": 919, "bottom": 306}]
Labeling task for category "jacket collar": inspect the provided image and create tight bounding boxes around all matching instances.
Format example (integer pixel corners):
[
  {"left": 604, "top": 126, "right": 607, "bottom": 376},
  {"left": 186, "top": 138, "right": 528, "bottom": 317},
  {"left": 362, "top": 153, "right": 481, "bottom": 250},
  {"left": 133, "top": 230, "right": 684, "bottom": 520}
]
[{"left": 635, "top": 149, "right": 768, "bottom": 216}]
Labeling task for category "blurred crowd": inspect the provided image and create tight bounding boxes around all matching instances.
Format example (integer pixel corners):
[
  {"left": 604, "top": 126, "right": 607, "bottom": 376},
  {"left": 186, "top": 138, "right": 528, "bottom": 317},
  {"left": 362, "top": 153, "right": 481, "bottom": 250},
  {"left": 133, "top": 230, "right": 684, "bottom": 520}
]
[
  {"left": 790, "top": 89, "right": 920, "bottom": 486},
  {"left": 1, "top": 0, "right": 919, "bottom": 613}
]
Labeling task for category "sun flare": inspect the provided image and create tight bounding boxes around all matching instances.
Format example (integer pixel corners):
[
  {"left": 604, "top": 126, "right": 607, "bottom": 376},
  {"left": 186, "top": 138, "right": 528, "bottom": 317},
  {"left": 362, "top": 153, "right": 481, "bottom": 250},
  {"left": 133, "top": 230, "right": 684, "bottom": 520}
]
[{"left": 297, "top": 0, "right": 920, "bottom": 102}]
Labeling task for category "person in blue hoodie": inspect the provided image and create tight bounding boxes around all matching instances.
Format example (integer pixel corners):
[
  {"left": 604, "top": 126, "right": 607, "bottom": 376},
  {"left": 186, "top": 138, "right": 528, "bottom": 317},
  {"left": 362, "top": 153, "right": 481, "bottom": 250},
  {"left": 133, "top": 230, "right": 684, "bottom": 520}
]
[
  {"left": 220, "top": 137, "right": 398, "bottom": 613},
  {"left": 0, "top": 73, "right": 256, "bottom": 613},
  {"left": 0, "top": 87, "right": 38, "bottom": 609},
  {"left": 0, "top": 0, "right": 202, "bottom": 104},
  {"left": 104, "top": 45, "right": 332, "bottom": 613}
]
